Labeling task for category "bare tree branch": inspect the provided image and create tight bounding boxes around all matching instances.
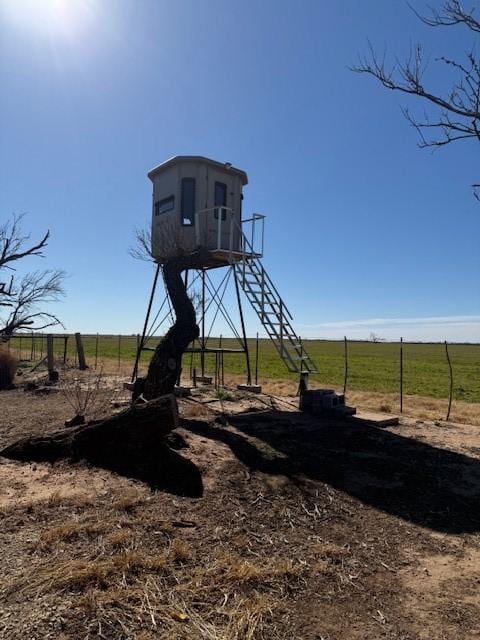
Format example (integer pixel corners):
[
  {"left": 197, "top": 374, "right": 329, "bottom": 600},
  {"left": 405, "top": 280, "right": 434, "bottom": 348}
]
[
  {"left": 352, "top": 1, "right": 480, "bottom": 197},
  {"left": 0, "top": 269, "right": 66, "bottom": 340},
  {"left": 0, "top": 214, "right": 50, "bottom": 270},
  {"left": 0, "top": 214, "right": 66, "bottom": 341},
  {"left": 410, "top": 0, "right": 480, "bottom": 33},
  {"left": 129, "top": 227, "right": 155, "bottom": 262}
]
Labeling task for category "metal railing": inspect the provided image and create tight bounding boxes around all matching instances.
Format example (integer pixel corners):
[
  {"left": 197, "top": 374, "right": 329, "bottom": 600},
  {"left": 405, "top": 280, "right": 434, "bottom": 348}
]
[{"left": 193, "top": 207, "right": 265, "bottom": 258}]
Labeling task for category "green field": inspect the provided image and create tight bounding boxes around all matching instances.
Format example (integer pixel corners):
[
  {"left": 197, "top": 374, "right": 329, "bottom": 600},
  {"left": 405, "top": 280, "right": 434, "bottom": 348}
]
[{"left": 8, "top": 334, "right": 480, "bottom": 403}]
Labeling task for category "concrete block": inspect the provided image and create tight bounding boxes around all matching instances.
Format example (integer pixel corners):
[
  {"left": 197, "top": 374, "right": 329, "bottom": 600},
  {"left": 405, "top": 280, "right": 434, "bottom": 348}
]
[{"left": 237, "top": 384, "right": 262, "bottom": 393}]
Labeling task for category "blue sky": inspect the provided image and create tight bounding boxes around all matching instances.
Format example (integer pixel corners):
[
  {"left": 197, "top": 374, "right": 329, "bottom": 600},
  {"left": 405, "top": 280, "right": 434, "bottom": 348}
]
[{"left": 0, "top": 0, "right": 479, "bottom": 342}]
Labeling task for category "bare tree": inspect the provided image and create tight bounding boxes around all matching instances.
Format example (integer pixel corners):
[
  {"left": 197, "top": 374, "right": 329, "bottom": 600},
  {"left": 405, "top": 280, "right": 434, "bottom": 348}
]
[
  {"left": 0, "top": 214, "right": 65, "bottom": 341},
  {"left": 353, "top": 1, "right": 480, "bottom": 197},
  {"left": 129, "top": 227, "right": 154, "bottom": 262}
]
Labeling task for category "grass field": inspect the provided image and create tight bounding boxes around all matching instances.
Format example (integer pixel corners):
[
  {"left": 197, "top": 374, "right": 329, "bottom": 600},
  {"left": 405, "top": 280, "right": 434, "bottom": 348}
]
[{"left": 8, "top": 334, "right": 480, "bottom": 403}]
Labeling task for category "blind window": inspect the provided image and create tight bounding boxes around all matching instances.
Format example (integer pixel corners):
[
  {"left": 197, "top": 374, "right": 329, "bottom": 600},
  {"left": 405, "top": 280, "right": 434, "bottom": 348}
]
[
  {"left": 154, "top": 195, "right": 174, "bottom": 216},
  {"left": 181, "top": 178, "right": 195, "bottom": 226}
]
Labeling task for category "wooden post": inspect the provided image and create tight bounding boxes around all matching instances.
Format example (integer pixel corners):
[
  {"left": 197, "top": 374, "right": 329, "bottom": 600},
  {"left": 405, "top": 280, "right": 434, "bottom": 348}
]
[
  {"left": 46, "top": 334, "right": 58, "bottom": 382},
  {"left": 343, "top": 336, "right": 348, "bottom": 396},
  {"left": 400, "top": 337, "right": 403, "bottom": 414},
  {"left": 30, "top": 332, "right": 35, "bottom": 361},
  {"left": 75, "top": 332, "right": 87, "bottom": 370},
  {"left": 445, "top": 340, "right": 453, "bottom": 421},
  {"left": 63, "top": 335, "right": 68, "bottom": 365}
]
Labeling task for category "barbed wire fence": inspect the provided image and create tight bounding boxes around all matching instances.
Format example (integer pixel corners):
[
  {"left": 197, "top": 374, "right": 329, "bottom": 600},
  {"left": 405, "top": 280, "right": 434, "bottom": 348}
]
[{"left": 2, "top": 332, "right": 465, "bottom": 421}]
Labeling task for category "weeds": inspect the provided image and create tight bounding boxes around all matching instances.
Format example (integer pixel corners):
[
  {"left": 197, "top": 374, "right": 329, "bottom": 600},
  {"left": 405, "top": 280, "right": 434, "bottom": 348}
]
[{"left": 58, "top": 367, "right": 120, "bottom": 422}]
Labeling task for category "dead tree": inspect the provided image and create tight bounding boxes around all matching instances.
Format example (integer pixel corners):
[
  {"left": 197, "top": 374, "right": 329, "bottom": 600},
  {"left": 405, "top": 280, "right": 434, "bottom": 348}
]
[
  {"left": 352, "top": 1, "right": 480, "bottom": 198},
  {"left": 0, "top": 214, "right": 65, "bottom": 342},
  {"left": 1, "top": 253, "right": 205, "bottom": 473},
  {"left": 140, "top": 256, "right": 202, "bottom": 399}
]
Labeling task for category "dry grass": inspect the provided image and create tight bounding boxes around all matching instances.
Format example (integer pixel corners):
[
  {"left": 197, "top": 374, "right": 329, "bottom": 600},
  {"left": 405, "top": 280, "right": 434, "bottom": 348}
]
[
  {"left": 39, "top": 521, "right": 106, "bottom": 547},
  {"left": 212, "top": 551, "right": 304, "bottom": 589},
  {"left": 104, "top": 529, "right": 133, "bottom": 549},
  {"left": 169, "top": 538, "right": 192, "bottom": 564},
  {"left": 6, "top": 551, "right": 170, "bottom": 596},
  {"left": 111, "top": 492, "right": 144, "bottom": 512},
  {"left": 2, "top": 542, "right": 295, "bottom": 639}
]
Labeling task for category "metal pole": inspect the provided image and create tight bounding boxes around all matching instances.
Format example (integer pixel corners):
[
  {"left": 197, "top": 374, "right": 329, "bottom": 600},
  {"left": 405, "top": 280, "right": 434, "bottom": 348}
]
[
  {"left": 94, "top": 333, "right": 99, "bottom": 369},
  {"left": 255, "top": 332, "right": 259, "bottom": 385},
  {"left": 132, "top": 263, "right": 161, "bottom": 382},
  {"left": 234, "top": 267, "right": 252, "bottom": 385},
  {"left": 219, "top": 334, "right": 223, "bottom": 385},
  {"left": 190, "top": 338, "right": 195, "bottom": 379},
  {"left": 118, "top": 334, "right": 121, "bottom": 371},
  {"left": 201, "top": 269, "right": 206, "bottom": 377},
  {"left": 343, "top": 335, "right": 348, "bottom": 396},
  {"left": 400, "top": 337, "right": 403, "bottom": 413},
  {"left": 445, "top": 340, "right": 453, "bottom": 421},
  {"left": 221, "top": 348, "right": 225, "bottom": 386}
]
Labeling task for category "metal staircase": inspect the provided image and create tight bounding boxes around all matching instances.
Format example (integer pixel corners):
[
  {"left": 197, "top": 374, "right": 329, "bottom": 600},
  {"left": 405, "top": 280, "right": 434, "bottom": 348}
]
[{"left": 232, "top": 251, "right": 317, "bottom": 375}]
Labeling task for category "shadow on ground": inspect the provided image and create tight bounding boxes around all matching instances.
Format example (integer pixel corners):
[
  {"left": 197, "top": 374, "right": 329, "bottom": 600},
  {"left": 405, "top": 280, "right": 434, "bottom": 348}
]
[
  {"left": 181, "top": 410, "right": 480, "bottom": 533},
  {"left": 1, "top": 437, "right": 203, "bottom": 499}
]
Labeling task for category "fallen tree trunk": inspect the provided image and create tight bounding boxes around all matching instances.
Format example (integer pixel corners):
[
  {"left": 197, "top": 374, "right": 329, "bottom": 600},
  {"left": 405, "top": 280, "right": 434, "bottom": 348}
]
[{"left": 1, "top": 394, "right": 177, "bottom": 469}]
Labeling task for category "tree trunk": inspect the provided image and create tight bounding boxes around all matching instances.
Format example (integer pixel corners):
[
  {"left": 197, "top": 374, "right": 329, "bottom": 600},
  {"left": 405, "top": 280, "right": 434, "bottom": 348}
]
[
  {"left": 138, "top": 254, "right": 206, "bottom": 400},
  {"left": 1, "top": 254, "right": 205, "bottom": 482},
  {"left": 1, "top": 394, "right": 177, "bottom": 467}
]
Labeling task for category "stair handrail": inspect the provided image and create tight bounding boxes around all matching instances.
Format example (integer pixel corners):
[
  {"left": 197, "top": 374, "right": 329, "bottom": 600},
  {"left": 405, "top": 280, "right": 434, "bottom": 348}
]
[{"left": 231, "top": 215, "right": 294, "bottom": 322}]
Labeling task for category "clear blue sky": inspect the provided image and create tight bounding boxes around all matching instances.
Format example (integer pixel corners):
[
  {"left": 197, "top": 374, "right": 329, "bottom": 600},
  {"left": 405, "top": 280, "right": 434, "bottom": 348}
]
[{"left": 1, "top": 0, "right": 479, "bottom": 342}]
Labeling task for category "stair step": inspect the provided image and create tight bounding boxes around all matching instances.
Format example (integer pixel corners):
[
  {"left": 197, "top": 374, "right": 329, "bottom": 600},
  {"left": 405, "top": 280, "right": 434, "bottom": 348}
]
[{"left": 234, "top": 252, "right": 317, "bottom": 374}]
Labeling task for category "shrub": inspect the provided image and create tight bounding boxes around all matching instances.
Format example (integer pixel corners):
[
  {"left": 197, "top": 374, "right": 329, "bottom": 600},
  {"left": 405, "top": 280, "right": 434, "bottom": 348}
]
[{"left": 0, "top": 348, "right": 17, "bottom": 389}]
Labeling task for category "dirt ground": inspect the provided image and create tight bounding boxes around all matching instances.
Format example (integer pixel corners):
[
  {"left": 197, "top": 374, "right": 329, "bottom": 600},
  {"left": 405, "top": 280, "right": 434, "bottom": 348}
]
[{"left": 1, "top": 373, "right": 480, "bottom": 639}]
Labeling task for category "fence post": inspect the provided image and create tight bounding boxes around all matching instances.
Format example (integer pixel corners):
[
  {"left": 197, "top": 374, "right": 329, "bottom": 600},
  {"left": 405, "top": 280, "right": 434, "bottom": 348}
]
[
  {"left": 75, "top": 332, "right": 87, "bottom": 370},
  {"left": 400, "top": 337, "right": 403, "bottom": 414},
  {"left": 255, "top": 332, "right": 259, "bottom": 386},
  {"left": 47, "top": 334, "right": 58, "bottom": 382},
  {"left": 63, "top": 335, "right": 68, "bottom": 365},
  {"left": 445, "top": 340, "right": 453, "bottom": 421},
  {"left": 118, "top": 334, "right": 121, "bottom": 371},
  {"left": 94, "top": 333, "right": 99, "bottom": 369},
  {"left": 343, "top": 336, "right": 348, "bottom": 396}
]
